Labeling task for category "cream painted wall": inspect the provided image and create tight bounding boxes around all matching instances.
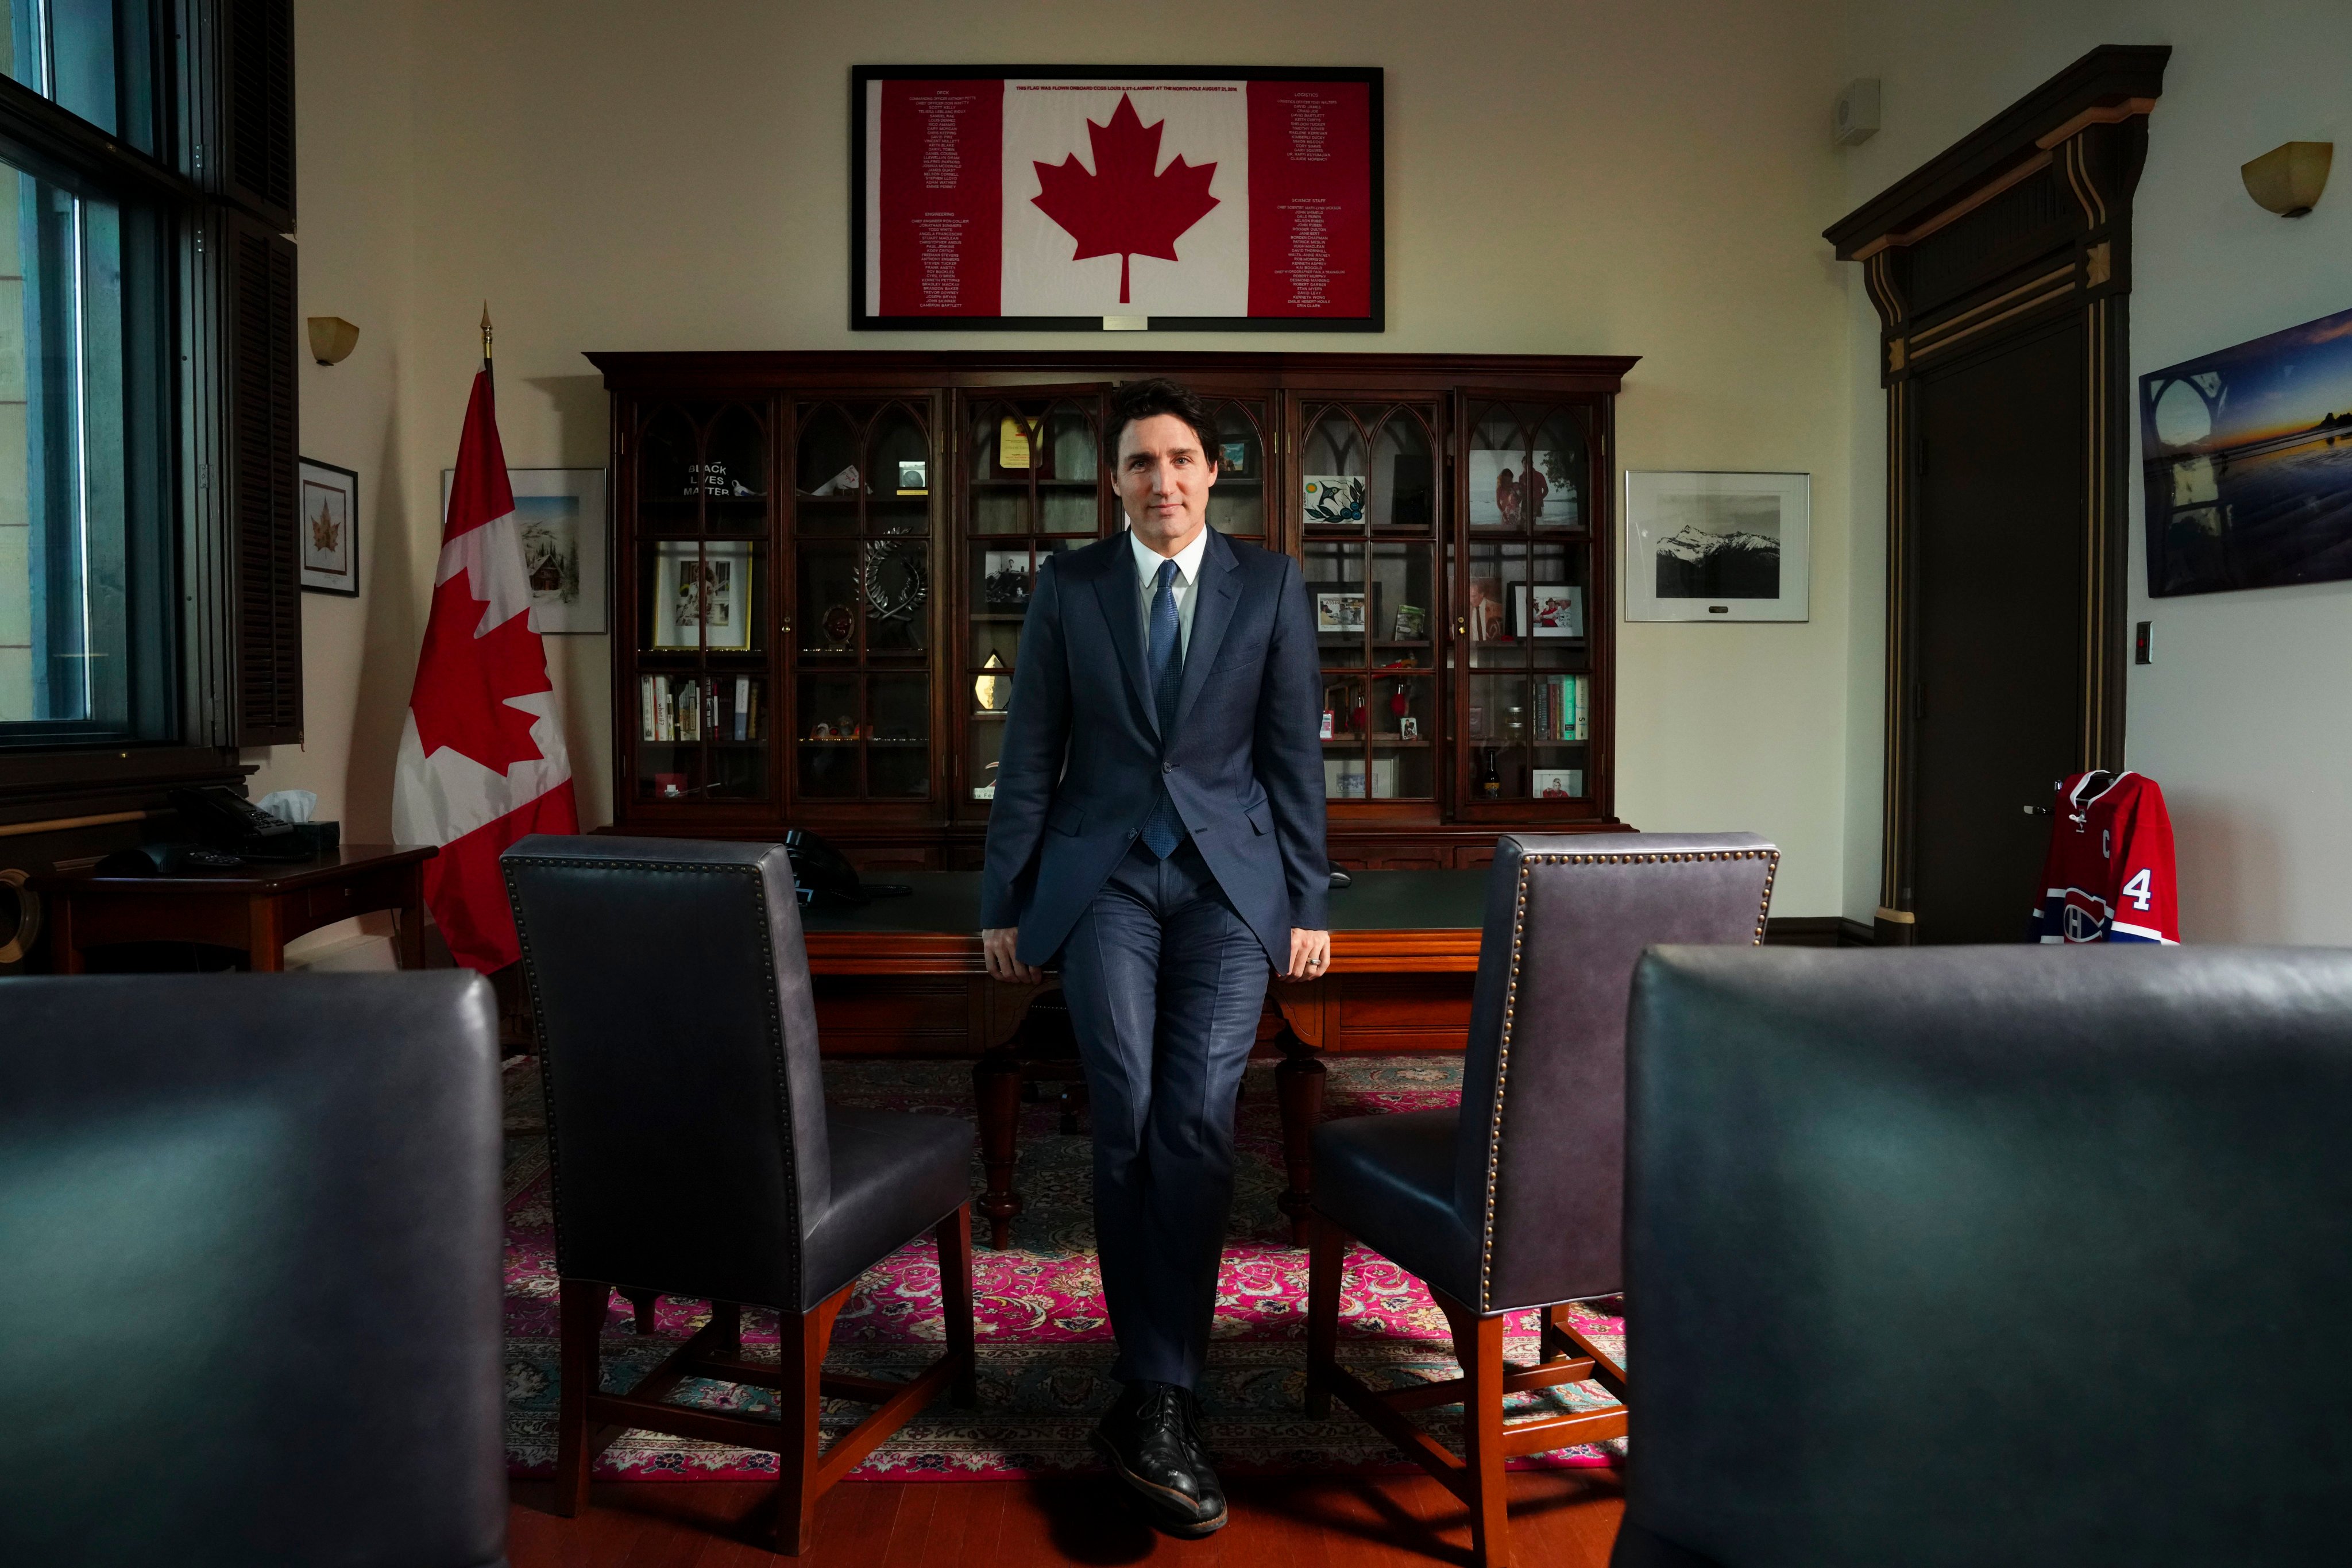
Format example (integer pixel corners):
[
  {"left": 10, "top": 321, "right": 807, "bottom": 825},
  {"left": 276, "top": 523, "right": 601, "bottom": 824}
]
[
  {"left": 255, "top": 0, "right": 1861, "bottom": 914},
  {"left": 248, "top": 1, "right": 417, "bottom": 832},
  {"left": 1838, "top": 1, "right": 2352, "bottom": 941}
]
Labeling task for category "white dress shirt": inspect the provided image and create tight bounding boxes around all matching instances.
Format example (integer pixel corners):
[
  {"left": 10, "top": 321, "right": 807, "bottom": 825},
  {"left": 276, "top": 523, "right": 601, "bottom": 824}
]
[{"left": 1129, "top": 524, "right": 1209, "bottom": 662}]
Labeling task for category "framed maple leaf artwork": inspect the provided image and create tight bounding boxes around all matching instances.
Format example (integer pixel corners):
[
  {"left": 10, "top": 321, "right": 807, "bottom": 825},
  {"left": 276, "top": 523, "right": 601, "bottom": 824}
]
[
  {"left": 299, "top": 458, "right": 359, "bottom": 597},
  {"left": 852, "top": 65, "right": 1382, "bottom": 330}
]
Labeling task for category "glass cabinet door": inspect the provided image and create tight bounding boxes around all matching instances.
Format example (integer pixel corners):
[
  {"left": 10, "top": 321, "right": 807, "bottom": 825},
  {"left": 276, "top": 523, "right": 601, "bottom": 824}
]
[
  {"left": 788, "top": 400, "right": 934, "bottom": 802},
  {"left": 958, "top": 390, "right": 1111, "bottom": 814},
  {"left": 1203, "top": 397, "right": 1272, "bottom": 541},
  {"left": 629, "top": 400, "right": 771, "bottom": 806},
  {"left": 1458, "top": 399, "right": 1597, "bottom": 812},
  {"left": 1297, "top": 401, "right": 1442, "bottom": 804}
]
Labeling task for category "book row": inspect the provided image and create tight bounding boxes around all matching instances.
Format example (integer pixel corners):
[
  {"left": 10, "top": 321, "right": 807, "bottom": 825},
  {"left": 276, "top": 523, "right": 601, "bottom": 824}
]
[{"left": 642, "top": 674, "right": 765, "bottom": 743}]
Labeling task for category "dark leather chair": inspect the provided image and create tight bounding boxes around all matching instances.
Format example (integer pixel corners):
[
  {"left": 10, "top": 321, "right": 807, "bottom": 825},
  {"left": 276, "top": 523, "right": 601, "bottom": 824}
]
[
  {"left": 500, "top": 835, "right": 976, "bottom": 1555},
  {"left": 1307, "top": 832, "right": 1778, "bottom": 1568},
  {"left": 1615, "top": 945, "right": 2352, "bottom": 1568},
  {"left": 0, "top": 972, "right": 507, "bottom": 1568}
]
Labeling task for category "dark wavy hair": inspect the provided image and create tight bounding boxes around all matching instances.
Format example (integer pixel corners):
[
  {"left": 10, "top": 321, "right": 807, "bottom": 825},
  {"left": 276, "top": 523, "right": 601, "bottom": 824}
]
[{"left": 1105, "top": 377, "right": 1219, "bottom": 470}]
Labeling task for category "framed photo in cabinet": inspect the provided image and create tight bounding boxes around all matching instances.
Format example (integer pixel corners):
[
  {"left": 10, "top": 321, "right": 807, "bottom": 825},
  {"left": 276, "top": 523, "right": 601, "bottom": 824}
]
[
  {"left": 1469, "top": 450, "right": 1578, "bottom": 527},
  {"left": 651, "top": 540, "right": 754, "bottom": 650},
  {"left": 1624, "top": 470, "right": 1810, "bottom": 623},
  {"left": 981, "top": 551, "right": 1034, "bottom": 608},
  {"left": 1315, "top": 589, "right": 1368, "bottom": 634},
  {"left": 1534, "top": 768, "right": 1584, "bottom": 798},
  {"left": 853, "top": 67, "right": 1384, "bottom": 331},
  {"left": 1513, "top": 584, "right": 1583, "bottom": 638},
  {"left": 1303, "top": 474, "right": 1366, "bottom": 526}
]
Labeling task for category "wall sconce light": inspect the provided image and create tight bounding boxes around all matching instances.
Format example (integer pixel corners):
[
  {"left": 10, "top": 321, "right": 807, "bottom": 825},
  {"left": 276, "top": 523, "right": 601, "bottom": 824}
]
[
  {"left": 307, "top": 316, "right": 360, "bottom": 365},
  {"left": 2241, "top": 141, "right": 2332, "bottom": 218}
]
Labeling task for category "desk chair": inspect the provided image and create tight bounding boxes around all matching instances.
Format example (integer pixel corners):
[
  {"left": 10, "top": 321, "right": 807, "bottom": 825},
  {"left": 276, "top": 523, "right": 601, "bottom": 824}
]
[
  {"left": 1307, "top": 833, "right": 1778, "bottom": 1568},
  {"left": 0, "top": 972, "right": 507, "bottom": 1568},
  {"left": 1614, "top": 944, "right": 2352, "bottom": 1568},
  {"left": 501, "top": 836, "right": 976, "bottom": 1556}
]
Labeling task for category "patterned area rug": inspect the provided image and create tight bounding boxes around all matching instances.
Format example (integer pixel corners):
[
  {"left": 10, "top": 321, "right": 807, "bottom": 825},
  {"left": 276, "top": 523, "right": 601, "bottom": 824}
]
[{"left": 501, "top": 1053, "right": 1627, "bottom": 1480}]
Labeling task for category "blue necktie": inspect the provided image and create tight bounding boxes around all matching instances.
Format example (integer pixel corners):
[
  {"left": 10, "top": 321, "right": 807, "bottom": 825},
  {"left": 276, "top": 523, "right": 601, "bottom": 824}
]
[{"left": 1141, "top": 558, "right": 1186, "bottom": 858}]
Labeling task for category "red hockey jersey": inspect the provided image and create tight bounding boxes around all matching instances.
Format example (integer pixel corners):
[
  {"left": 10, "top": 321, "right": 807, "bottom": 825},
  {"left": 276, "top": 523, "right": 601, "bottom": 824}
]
[{"left": 2027, "top": 770, "right": 2180, "bottom": 945}]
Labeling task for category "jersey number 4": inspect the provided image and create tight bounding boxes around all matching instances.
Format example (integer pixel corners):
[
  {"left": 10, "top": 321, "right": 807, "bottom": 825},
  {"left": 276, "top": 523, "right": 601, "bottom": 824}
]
[{"left": 2122, "top": 867, "right": 2154, "bottom": 911}]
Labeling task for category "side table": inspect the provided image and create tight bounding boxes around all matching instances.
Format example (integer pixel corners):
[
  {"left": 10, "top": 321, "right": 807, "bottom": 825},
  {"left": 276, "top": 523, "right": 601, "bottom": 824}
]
[{"left": 34, "top": 844, "right": 440, "bottom": 973}]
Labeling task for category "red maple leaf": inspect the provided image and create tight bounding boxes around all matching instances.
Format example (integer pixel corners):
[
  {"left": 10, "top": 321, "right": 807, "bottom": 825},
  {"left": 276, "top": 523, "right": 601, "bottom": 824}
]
[
  {"left": 411, "top": 569, "right": 553, "bottom": 773},
  {"left": 1032, "top": 95, "right": 1219, "bottom": 304}
]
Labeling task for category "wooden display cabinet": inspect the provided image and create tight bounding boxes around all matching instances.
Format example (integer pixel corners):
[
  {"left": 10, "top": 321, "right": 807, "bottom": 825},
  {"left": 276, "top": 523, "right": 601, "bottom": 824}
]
[{"left": 591, "top": 352, "right": 1637, "bottom": 871}]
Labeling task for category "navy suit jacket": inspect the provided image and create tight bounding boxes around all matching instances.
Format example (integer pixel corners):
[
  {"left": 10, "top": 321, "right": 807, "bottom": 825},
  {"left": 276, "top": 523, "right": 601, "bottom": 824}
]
[{"left": 980, "top": 527, "right": 1329, "bottom": 969}]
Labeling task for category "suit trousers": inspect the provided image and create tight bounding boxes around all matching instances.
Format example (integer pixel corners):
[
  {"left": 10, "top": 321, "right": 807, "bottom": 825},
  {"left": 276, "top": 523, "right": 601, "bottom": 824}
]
[{"left": 1056, "top": 837, "right": 1272, "bottom": 1389}]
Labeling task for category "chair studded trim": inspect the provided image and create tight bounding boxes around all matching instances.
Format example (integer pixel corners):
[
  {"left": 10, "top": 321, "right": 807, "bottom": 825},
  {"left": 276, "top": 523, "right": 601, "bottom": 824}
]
[
  {"left": 1474, "top": 846, "right": 1781, "bottom": 1311},
  {"left": 504, "top": 854, "right": 806, "bottom": 1310}
]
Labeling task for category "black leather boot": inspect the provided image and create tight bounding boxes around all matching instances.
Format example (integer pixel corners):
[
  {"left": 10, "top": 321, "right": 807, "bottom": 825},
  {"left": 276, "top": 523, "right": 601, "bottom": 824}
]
[{"left": 1091, "top": 1380, "right": 1229, "bottom": 1536}]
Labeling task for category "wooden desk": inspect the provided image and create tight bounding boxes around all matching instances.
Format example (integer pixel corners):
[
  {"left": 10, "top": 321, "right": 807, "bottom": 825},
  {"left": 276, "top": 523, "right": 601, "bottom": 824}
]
[
  {"left": 800, "top": 870, "right": 1488, "bottom": 1246},
  {"left": 35, "top": 845, "right": 439, "bottom": 973}
]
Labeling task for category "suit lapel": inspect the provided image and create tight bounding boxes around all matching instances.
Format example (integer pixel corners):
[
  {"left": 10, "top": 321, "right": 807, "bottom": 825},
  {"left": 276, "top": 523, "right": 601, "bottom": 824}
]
[
  {"left": 1091, "top": 540, "right": 1159, "bottom": 740},
  {"left": 1171, "top": 529, "right": 1241, "bottom": 739}
]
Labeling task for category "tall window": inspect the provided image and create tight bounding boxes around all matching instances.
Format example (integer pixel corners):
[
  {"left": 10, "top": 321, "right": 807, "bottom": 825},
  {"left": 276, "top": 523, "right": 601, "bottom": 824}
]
[
  {"left": 0, "top": 157, "right": 171, "bottom": 744},
  {"left": 0, "top": 0, "right": 176, "bottom": 748},
  {"left": 3, "top": 0, "right": 162, "bottom": 153}
]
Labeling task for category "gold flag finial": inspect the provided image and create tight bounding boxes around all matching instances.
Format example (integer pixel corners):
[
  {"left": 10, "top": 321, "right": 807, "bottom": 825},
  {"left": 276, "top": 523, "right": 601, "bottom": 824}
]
[{"left": 480, "top": 302, "right": 493, "bottom": 362}]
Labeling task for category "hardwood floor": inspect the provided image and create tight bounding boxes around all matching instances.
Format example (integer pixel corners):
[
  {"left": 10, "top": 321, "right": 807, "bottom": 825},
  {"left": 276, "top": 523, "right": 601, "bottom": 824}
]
[{"left": 507, "top": 1470, "right": 1625, "bottom": 1566}]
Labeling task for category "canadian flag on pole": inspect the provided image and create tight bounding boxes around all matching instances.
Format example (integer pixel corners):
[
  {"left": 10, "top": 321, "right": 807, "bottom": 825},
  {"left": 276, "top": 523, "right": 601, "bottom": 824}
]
[{"left": 391, "top": 349, "right": 578, "bottom": 972}]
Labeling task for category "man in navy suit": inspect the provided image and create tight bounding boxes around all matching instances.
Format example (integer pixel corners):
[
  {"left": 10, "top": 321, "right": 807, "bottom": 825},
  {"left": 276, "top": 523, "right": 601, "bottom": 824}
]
[{"left": 981, "top": 379, "right": 1329, "bottom": 1536}]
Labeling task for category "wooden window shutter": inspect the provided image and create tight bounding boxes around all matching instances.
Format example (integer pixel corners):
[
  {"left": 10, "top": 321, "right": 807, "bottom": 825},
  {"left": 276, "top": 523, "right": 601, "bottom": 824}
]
[
  {"left": 221, "top": 0, "right": 295, "bottom": 227},
  {"left": 225, "top": 208, "right": 301, "bottom": 746}
]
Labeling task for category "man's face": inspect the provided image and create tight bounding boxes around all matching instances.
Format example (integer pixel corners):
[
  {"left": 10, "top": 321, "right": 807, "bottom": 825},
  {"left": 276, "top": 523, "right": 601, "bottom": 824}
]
[{"left": 1116, "top": 412, "right": 1218, "bottom": 551}]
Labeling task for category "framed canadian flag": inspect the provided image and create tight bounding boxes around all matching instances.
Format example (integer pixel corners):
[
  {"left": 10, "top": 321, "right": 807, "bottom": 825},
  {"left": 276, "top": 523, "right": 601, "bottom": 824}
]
[{"left": 852, "top": 65, "right": 1383, "bottom": 331}]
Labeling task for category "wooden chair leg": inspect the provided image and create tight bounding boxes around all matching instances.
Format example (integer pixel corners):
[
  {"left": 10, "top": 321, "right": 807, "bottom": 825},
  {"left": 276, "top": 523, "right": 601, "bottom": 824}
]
[
  {"left": 1274, "top": 1027, "right": 1327, "bottom": 1244},
  {"left": 1540, "top": 1301, "right": 1573, "bottom": 1362},
  {"left": 936, "top": 1204, "right": 979, "bottom": 1407},
  {"left": 707, "top": 1299, "right": 743, "bottom": 1361},
  {"left": 1448, "top": 1303, "right": 1514, "bottom": 1568},
  {"left": 620, "top": 1288, "right": 658, "bottom": 1332},
  {"left": 553, "top": 1276, "right": 606, "bottom": 1518},
  {"left": 777, "top": 1289, "right": 847, "bottom": 1556},
  {"left": 1306, "top": 1214, "right": 1344, "bottom": 1418}
]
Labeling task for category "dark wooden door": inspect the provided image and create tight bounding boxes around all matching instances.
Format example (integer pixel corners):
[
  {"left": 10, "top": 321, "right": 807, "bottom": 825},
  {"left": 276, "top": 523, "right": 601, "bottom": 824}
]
[{"left": 1910, "top": 318, "right": 2084, "bottom": 944}]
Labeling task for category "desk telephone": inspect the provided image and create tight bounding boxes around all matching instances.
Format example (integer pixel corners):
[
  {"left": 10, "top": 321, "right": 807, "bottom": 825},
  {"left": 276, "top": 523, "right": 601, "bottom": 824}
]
[
  {"left": 169, "top": 786, "right": 329, "bottom": 862},
  {"left": 781, "top": 829, "right": 910, "bottom": 909}
]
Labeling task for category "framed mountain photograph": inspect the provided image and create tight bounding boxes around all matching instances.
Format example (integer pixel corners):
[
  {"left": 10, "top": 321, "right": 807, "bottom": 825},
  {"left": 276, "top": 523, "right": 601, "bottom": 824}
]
[{"left": 1623, "top": 471, "right": 1810, "bottom": 622}]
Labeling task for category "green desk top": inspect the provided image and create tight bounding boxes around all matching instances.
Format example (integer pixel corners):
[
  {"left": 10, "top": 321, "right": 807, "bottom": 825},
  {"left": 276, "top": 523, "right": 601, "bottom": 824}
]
[{"left": 797, "top": 868, "right": 1491, "bottom": 937}]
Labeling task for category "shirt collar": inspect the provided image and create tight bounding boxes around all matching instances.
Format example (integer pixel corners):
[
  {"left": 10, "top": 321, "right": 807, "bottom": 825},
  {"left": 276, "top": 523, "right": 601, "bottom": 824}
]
[{"left": 1129, "top": 524, "right": 1210, "bottom": 587}]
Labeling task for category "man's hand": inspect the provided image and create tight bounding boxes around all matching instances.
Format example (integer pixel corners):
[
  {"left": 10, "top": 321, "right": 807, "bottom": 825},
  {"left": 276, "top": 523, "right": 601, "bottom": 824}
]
[
  {"left": 1283, "top": 928, "right": 1331, "bottom": 982},
  {"left": 982, "top": 927, "right": 1042, "bottom": 985}
]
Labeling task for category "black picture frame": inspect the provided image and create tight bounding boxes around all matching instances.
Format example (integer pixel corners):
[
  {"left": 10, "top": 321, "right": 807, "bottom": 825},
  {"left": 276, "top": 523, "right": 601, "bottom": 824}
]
[
  {"left": 851, "top": 64, "right": 1384, "bottom": 333},
  {"left": 297, "top": 458, "right": 361, "bottom": 598}
]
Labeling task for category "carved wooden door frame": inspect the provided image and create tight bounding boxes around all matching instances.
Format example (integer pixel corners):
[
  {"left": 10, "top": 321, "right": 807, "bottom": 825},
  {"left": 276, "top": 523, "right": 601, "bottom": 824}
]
[{"left": 1825, "top": 45, "right": 2169, "bottom": 944}]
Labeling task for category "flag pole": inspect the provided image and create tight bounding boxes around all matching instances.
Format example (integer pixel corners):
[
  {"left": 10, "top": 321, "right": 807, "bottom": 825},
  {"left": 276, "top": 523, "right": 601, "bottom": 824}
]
[{"left": 480, "top": 302, "right": 494, "bottom": 393}]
